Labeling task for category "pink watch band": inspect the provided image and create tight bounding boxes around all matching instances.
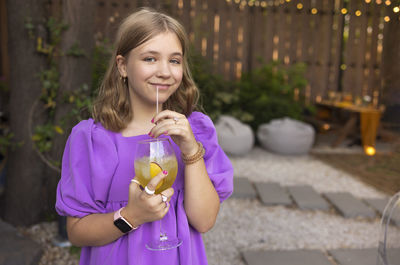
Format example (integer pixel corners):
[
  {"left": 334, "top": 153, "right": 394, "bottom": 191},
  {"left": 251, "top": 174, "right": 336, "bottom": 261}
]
[{"left": 114, "top": 207, "right": 139, "bottom": 230}]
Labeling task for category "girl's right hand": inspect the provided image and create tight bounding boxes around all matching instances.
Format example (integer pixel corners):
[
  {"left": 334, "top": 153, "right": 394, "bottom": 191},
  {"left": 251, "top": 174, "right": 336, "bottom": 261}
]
[{"left": 122, "top": 171, "right": 174, "bottom": 227}]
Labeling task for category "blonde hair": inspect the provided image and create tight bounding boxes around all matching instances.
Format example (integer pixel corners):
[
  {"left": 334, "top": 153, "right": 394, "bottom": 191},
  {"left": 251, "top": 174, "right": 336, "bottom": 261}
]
[{"left": 92, "top": 8, "right": 199, "bottom": 131}]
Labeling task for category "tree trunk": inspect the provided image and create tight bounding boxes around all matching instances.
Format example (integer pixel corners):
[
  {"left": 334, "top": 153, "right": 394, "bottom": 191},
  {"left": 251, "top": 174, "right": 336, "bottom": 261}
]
[
  {"left": 45, "top": 0, "right": 95, "bottom": 214},
  {"left": 4, "top": 0, "right": 48, "bottom": 225},
  {"left": 381, "top": 9, "right": 400, "bottom": 124}
]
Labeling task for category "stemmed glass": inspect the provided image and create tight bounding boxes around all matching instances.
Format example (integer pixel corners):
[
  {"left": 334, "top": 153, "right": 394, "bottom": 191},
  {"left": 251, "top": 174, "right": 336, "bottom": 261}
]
[{"left": 134, "top": 137, "right": 182, "bottom": 251}]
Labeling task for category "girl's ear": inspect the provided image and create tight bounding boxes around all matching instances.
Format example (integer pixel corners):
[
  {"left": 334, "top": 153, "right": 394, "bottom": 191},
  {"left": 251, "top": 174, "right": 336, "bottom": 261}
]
[{"left": 116, "top": 55, "right": 127, "bottom": 77}]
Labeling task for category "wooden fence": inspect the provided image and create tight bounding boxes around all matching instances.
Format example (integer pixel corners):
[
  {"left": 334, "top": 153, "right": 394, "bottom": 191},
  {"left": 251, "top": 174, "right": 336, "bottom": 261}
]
[
  {"left": 1, "top": 0, "right": 398, "bottom": 106},
  {"left": 94, "top": 0, "right": 400, "bottom": 106}
]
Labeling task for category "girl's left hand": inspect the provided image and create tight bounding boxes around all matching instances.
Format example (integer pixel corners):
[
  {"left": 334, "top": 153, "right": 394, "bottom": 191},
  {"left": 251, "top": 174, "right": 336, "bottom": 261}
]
[{"left": 149, "top": 110, "right": 198, "bottom": 156}]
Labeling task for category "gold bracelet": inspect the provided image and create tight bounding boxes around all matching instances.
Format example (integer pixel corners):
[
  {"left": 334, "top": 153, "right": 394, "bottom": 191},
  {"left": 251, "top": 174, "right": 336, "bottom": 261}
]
[{"left": 181, "top": 141, "right": 205, "bottom": 165}]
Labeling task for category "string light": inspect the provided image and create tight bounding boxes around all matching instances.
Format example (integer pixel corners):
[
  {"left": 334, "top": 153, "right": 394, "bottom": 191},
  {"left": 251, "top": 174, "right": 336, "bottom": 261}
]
[
  {"left": 226, "top": 0, "right": 400, "bottom": 17},
  {"left": 365, "top": 146, "right": 376, "bottom": 156}
]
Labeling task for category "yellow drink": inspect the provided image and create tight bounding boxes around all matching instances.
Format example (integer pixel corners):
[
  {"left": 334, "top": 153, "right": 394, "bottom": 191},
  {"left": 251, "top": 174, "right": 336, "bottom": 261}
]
[{"left": 134, "top": 155, "right": 178, "bottom": 194}]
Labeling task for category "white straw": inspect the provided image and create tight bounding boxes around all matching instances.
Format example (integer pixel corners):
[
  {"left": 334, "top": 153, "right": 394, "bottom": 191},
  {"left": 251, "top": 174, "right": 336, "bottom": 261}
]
[{"left": 156, "top": 86, "right": 159, "bottom": 114}]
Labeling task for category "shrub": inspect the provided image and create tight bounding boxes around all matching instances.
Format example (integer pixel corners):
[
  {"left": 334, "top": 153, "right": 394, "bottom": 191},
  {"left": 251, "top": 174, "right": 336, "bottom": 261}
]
[{"left": 236, "top": 61, "right": 309, "bottom": 131}]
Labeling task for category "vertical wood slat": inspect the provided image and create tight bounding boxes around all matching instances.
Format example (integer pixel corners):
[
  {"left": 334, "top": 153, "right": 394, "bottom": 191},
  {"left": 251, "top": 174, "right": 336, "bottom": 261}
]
[
  {"left": 217, "top": 0, "right": 227, "bottom": 79},
  {"left": 288, "top": 1, "right": 299, "bottom": 64},
  {"left": 301, "top": 0, "right": 313, "bottom": 102},
  {"left": 315, "top": 0, "right": 334, "bottom": 99},
  {"left": 0, "top": 0, "right": 9, "bottom": 80},
  {"left": 229, "top": 4, "right": 239, "bottom": 80},
  {"left": 240, "top": 3, "right": 250, "bottom": 76},
  {"left": 354, "top": 0, "right": 367, "bottom": 98},
  {"left": 342, "top": 0, "right": 357, "bottom": 96},
  {"left": 205, "top": 0, "right": 215, "bottom": 64},
  {"left": 192, "top": 0, "right": 202, "bottom": 53},
  {"left": 329, "top": 0, "right": 344, "bottom": 93},
  {"left": 367, "top": 2, "right": 382, "bottom": 98},
  {"left": 263, "top": 6, "right": 274, "bottom": 63}
]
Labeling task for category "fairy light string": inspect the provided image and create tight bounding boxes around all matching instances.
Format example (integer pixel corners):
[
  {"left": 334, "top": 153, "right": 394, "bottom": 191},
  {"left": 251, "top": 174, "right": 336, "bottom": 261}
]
[{"left": 224, "top": 0, "right": 400, "bottom": 19}]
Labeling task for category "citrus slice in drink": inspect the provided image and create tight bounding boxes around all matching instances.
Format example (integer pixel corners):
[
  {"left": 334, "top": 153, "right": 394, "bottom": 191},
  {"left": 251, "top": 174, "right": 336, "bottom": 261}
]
[{"left": 150, "top": 162, "right": 163, "bottom": 190}]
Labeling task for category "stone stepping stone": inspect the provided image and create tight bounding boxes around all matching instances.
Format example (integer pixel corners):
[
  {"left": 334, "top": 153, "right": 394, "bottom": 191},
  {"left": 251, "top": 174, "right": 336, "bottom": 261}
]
[
  {"left": 323, "top": 192, "right": 376, "bottom": 219},
  {"left": 363, "top": 198, "right": 400, "bottom": 226},
  {"left": 287, "top": 185, "right": 330, "bottom": 211},
  {"left": 363, "top": 198, "right": 388, "bottom": 216},
  {"left": 231, "top": 177, "right": 257, "bottom": 199},
  {"left": 0, "top": 220, "right": 43, "bottom": 265},
  {"left": 377, "top": 247, "right": 400, "bottom": 265},
  {"left": 254, "top": 182, "right": 292, "bottom": 206},
  {"left": 242, "top": 249, "right": 333, "bottom": 265},
  {"left": 329, "top": 248, "right": 377, "bottom": 265}
]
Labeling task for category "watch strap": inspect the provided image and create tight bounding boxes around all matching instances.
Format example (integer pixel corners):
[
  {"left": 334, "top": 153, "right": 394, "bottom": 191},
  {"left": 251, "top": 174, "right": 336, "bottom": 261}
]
[{"left": 113, "top": 207, "right": 139, "bottom": 232}]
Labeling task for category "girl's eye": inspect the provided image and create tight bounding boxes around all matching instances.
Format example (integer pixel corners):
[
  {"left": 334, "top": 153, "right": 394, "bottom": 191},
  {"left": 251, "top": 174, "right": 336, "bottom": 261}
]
[
  {"left": 170, "top": 59, "right": 181, "bottom": 64},
  {"left": 144, "top": 57, "right": 156, "bottom": 62}
]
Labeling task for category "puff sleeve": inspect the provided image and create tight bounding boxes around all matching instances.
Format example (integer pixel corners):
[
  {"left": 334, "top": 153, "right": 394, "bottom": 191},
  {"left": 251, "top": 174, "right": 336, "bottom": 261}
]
[
  {"left": 188, "top": 112, "right": 234, "bottom": 202},
  {"left": 55, "top": 119, "right": 119, "bottom": 218}
]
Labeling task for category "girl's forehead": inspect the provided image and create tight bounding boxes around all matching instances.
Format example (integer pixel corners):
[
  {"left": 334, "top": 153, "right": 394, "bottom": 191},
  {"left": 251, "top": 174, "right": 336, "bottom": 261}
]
[{"left": 134, "top": 32, "right": 183, "bottom": 54}]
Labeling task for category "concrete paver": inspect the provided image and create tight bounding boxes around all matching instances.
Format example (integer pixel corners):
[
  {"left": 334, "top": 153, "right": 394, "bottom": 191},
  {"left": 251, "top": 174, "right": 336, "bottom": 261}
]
[
  {"left": 242, "top": 249, "right": 333, "bottom": 265},
  {"left": 287, "top": 185, "right": 330, "bottom": 211},
  {"left": 232, "top": 177, "right": 257, "bottom": 199},
  {"left": 363, "top": 198, "right": 388, "bottom": 216},
  {"left": 323, "top": 192, "right": 376, "bottom": 218},
  {"left": 329, "top": 248, "right": 377, "bottom": 265},
  {"left": 0, "top": 220, "right": 43, "bottom": 265},
  {"left": 254, "top": 182, "right": 292, "bottom": 206}
]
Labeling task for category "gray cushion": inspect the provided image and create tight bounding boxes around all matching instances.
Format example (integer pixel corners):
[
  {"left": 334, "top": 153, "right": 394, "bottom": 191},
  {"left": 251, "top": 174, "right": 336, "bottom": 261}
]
[
  {"left": 257, "top": 117, "right": 315, "bottom": 155},
  {"left": 215, "top": 115, "right": 254, "bottom": 156}
]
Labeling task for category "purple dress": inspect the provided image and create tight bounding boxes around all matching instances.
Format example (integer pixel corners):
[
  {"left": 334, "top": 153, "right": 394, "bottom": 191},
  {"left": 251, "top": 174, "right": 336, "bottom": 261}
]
[{"left": 56, "top": 111, "right": 234, "bottom": 265}]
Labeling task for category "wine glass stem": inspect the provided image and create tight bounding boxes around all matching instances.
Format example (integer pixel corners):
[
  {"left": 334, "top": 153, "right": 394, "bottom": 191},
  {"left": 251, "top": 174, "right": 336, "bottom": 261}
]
[{"left": 160, "top": 219, "right": 168, "bottom": 242}]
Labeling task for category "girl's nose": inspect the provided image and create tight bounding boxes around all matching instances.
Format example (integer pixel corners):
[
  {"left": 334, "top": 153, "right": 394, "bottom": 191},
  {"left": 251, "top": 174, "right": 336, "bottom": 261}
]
[{"left": 156, "top": 61, "right": 171, "bottom": 78}]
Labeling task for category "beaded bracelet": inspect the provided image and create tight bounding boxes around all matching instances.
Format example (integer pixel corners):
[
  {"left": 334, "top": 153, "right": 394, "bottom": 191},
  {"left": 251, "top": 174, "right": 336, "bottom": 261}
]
[{"left": 181, "top": 141, "right": 205, "bottom": 165}]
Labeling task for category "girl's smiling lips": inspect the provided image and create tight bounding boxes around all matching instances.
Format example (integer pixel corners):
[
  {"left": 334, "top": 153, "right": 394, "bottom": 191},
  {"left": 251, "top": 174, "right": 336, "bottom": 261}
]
[{"left": 151, "top": 83, "right": 172, "bottom": 90}]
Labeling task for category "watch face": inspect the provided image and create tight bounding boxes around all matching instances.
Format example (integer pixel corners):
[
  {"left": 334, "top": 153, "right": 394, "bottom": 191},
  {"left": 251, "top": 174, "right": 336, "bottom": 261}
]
[{"left": 114, "top": 218, "right": 132, "bottom": 233}]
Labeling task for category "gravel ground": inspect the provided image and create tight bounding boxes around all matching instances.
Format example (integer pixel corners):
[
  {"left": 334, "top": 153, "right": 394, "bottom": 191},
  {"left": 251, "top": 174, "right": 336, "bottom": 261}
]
[{"left": 19, "top": 147, "right": 400, "bottom": 265}]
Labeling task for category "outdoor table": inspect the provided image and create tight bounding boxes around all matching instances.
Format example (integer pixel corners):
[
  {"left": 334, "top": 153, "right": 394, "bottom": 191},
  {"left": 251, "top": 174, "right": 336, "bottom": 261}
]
[{"left": 316, "top": 100, "right": 384, "bottom": 150}]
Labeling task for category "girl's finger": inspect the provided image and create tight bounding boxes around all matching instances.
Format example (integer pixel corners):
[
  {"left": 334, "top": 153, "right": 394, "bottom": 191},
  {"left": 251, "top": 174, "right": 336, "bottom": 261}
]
[
  {"left": 129, "top": 177, "right": 143, "bottom": 193},
  {"left": 152, "top": 110, "right": 185, "bottom": 125},
  {"left": 141, "top": 170, "right": 168, "bottom": 198},
  {"left": 150, "top": 123, "right": 186, "bottom": 138}
]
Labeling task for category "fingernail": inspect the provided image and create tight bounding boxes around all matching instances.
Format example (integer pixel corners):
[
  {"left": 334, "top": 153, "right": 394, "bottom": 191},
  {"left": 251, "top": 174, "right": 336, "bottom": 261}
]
[
  {"left": 148, "top": 132, "right": 152, "bottom": 136},
  {"left": 163, "top": 131, "right": 168, "bottom": 135},
  {"left": 163, "top": 170, "right": 168, "bottom": 175},
  {"left": 151, "top": 118, "right": 154, "bottom": 123}
]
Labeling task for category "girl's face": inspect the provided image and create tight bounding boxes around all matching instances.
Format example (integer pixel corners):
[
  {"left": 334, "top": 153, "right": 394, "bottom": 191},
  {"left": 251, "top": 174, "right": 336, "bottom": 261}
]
[{"left": 117, "top": 32, "right": 183, "bottom": 107}]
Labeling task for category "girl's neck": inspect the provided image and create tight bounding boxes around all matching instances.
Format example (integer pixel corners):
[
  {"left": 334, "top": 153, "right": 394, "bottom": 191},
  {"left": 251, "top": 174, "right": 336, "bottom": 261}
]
[{"left": 121, "top": 91, "right": 162, "bottom": 136}]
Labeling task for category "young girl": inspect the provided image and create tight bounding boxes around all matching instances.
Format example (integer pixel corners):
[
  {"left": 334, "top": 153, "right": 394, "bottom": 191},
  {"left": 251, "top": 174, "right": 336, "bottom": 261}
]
[{"left": 55, "top": 8, "right": 233, "bottom": 265}]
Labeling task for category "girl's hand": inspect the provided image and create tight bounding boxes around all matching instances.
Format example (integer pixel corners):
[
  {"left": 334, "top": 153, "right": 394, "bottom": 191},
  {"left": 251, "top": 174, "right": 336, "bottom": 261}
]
[
  {"left": 149, "top": 110, "right": 198, "bottom": 156},
  {"left": 123, "top": 171, "right": 174, "bottom": 227}
]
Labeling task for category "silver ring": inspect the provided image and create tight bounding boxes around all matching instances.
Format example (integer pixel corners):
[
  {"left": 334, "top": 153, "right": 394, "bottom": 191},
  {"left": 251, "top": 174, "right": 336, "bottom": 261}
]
[
  {"left": 131, "top": 179, "right": 141, "bottom": 186},
  {"left": 173, "top": 117, "right": 179, "bottom": 124},
  {"left": 161, "top": 195, "right": 168, "bottom": 202},
  {"left": 144, "top": 186, "right": 155, "bottom": 195}
]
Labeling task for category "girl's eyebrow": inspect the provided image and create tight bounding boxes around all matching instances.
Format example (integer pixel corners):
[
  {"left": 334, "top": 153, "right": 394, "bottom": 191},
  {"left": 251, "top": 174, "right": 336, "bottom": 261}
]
[{"left": 140, "top": 50, "right": 183, "bottom": 57}]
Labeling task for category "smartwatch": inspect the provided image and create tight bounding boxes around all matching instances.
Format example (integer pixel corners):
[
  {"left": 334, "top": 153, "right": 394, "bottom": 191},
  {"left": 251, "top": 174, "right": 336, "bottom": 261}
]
[{"left": 113, "top": 207, "right": 138, "bottom": 233}]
